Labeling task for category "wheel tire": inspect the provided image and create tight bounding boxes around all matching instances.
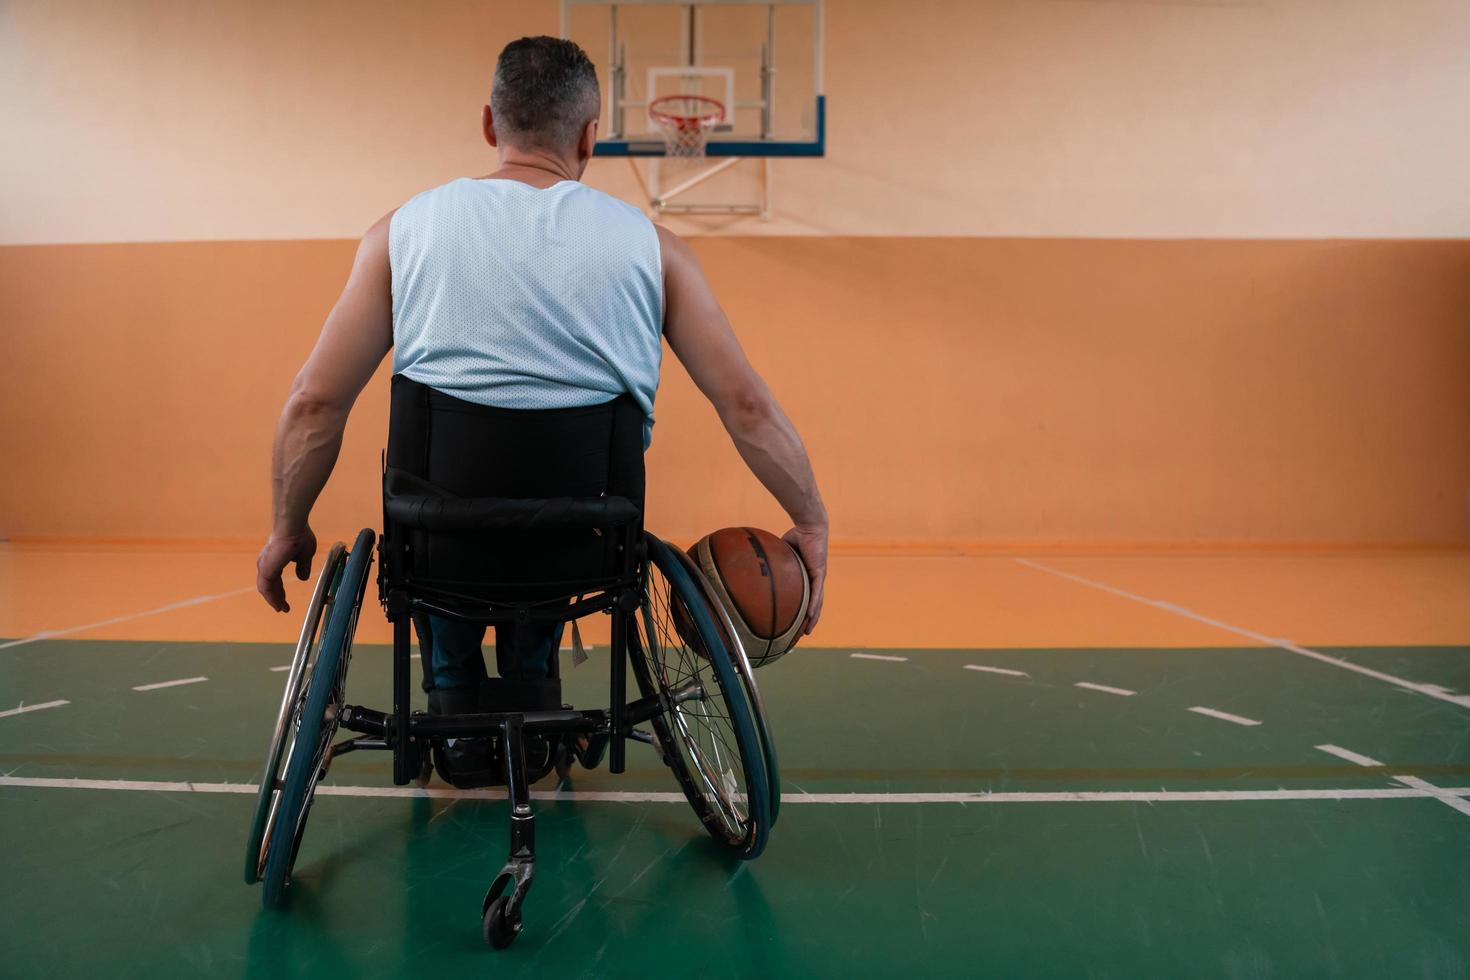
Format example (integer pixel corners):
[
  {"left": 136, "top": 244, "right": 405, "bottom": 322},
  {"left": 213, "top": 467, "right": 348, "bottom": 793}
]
[
  {"left": 260, "top": 528, "right": 375, "bottom": 908},
  {"left": 483, "top": 896, "right": 520, "bottom": 949},
  {"left": 630, "top": 534, "right": 771, "bottom": 859}
]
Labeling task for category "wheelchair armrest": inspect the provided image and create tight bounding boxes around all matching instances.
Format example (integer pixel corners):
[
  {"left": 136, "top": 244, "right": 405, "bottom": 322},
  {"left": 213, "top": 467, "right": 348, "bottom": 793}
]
[{"left": 383, "top": 466, "right": 641, "bottom": 531}]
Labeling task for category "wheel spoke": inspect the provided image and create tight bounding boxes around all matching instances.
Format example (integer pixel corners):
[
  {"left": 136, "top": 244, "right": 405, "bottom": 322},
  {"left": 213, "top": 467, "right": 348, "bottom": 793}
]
[{"left": 636, "top": 557, "right": 755, "bottom": 842}]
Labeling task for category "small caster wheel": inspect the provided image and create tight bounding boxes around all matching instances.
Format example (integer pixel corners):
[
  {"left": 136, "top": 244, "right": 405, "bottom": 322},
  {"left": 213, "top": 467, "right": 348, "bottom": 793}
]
[
  {"left": 484, "top": 895, "right": 521, "bottom": 949},
  {"left": 415, "top": 750, "right": 434, "bottom": 788}
]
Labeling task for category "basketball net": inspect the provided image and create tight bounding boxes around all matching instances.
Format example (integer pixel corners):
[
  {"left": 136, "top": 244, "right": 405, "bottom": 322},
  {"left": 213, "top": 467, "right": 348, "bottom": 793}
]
[{"left": 649, "top": 94, "right": 725, "bottom": 159}]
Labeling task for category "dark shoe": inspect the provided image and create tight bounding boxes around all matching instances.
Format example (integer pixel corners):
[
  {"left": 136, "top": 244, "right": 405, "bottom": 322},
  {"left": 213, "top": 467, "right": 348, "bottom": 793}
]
[
  {"left": 427, "top": 687, "right": 502, "bottom": 789},
  {"left": 481, "top": 676, "right": 562, "bottom": 783},
  {"left": 572, "top": 733, "right": 609, "bottom": 770}
]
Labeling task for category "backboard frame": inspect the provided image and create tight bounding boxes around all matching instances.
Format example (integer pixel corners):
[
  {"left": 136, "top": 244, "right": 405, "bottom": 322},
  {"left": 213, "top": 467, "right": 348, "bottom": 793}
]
[{"left": 560, "top": 0, "right": 826, "bottom": 158}]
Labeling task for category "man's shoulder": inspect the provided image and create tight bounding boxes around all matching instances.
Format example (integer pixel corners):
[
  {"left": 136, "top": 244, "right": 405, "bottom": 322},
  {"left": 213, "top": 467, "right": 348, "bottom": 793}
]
[
  {"left": 567, "top": 182, "right": 654, "bottom": 227},
  {"left": 400, "top": 177, "right": 474, "bottom": 212},
  {"left": 389, "top": 179, "right": 484, "bottom": 243}
]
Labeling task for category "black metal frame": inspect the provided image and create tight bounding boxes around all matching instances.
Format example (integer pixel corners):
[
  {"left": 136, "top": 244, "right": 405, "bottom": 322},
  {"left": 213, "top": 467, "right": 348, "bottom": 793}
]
[{"left": 323, "top": 500, "right": 659, "bottom": 946}]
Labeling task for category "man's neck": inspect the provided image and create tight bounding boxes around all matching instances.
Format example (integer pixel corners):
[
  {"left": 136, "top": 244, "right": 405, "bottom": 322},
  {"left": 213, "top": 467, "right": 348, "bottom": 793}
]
[{"left": 482, "top": 148, "right": 582, "bottom": 188}]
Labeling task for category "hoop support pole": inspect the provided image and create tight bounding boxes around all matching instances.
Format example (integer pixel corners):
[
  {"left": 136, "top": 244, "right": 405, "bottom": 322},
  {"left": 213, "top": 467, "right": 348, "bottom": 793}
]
[
  {"left": 761, "top": 156, "right": 771, "bottom": 220},
  {"left": 654, "top": 155, "right": 743, "bottom": 207},
  {"left": 626, "top": 157, "right": 654, "bottom": 209}
]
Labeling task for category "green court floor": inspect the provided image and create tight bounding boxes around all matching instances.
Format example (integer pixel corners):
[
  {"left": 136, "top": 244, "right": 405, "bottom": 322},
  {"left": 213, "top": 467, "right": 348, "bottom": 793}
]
[{"left": 3, "top": 639, "right": 1469, "bottom": 977}]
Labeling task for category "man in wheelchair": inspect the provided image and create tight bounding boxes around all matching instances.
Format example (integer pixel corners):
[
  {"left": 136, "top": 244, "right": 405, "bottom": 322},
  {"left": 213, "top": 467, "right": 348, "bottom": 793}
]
[{"left": 248, "top": 39, "right": 826, "bottom": 938}]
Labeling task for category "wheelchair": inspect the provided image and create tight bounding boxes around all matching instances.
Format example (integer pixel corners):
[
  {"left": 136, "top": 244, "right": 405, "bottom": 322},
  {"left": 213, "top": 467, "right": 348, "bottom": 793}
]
[{"left": 243, "top": 378, "right": 780, "bottom": 949}]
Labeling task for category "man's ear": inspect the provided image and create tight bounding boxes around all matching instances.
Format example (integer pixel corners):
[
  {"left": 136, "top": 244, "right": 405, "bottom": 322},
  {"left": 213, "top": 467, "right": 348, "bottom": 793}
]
[
  {"left": 482, "top": 105, "right": 499, "bottom": 148},
  {"left": 577, "top": 117, "right": 599, "bottom": 163}
]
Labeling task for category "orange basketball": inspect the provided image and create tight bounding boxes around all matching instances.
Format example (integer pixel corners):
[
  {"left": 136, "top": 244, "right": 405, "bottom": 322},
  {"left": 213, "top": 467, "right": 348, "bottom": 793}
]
[{"left": 689, "top": 527, "right": 810, "bottom": 667}]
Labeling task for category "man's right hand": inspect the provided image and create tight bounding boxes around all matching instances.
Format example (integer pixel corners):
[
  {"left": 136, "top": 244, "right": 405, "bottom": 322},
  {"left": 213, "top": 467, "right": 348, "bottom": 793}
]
[
  {"left": 256, "top": 526, "right": 318, "bottom": 613},
  {"left": 783, "top": 524, "right": 827, "bottom": 636}
]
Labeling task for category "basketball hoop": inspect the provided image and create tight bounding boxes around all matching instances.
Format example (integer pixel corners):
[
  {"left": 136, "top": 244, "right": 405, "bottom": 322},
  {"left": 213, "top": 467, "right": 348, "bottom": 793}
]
[{"left": 648, "top": 94, "right": 725, "bottom": 158}]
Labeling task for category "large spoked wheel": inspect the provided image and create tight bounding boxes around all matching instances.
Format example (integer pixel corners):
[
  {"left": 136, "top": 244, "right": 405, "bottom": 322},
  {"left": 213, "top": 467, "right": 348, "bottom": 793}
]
[
  {"left": 255, "top": 528, "right": 375, "bottom": 908},
  {"left": 630, "top": 535, "right": 771, "bottom": 859},
  {"left": 243, "top": 540, "right": 346, "bottom": 885},
  {"left": 669, "top": 547, "right": 782, "bottom": 827}
]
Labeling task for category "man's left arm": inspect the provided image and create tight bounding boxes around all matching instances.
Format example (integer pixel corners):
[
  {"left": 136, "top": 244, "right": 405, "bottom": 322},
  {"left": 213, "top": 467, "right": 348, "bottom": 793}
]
[{"left": 256, "top": 212, "right": 395, "bottom": 612}]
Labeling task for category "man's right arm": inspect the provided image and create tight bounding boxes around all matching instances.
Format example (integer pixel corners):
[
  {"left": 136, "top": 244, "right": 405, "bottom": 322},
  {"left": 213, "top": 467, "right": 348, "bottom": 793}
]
[{"left": 657, "top": 225, "right": 828, "bottom": 634}]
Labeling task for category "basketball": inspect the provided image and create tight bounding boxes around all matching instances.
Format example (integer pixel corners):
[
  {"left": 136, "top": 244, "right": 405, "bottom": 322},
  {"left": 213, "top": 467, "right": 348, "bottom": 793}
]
[{"left": 689, "top": 527, "right": 810, "bottom": 667}]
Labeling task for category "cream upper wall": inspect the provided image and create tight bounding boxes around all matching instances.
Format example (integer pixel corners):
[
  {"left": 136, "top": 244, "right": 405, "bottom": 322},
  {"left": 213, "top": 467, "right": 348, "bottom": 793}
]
[{"left": 3, "top": 0, "right": 1469, "bottom": 244}]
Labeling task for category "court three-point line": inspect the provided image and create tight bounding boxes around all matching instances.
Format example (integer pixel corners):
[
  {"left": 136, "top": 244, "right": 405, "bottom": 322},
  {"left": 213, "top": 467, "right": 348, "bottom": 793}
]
[
  {"left": 964, "top": 664, "right": 1028, "bottom": 677},
  {"left": 1075, "top": 682, "right": 1136, "bottom": 697},
  {"left": 850, "top": 653, "right": 908, "bottom": 662},
  {"left": 132, "top": 676, "right": 209, "bottom": 692},
  {"left": 0, "top": 587, "right": 255, "bottom": 650},
  {"left": 1014, "top": 558, "right": 1470, "bottom": 711},
  {"left": 0, "top": 700, "right": 70, "bottom": 719},
  {"left": 1188, "top": 706, "right": 1262, "bottom": 727}
]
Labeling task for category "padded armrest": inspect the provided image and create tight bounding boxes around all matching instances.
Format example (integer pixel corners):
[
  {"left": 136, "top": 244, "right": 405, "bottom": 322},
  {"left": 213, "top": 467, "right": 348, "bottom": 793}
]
[{"left": 383, "top": 466, "right": 641, "bottom": 532}]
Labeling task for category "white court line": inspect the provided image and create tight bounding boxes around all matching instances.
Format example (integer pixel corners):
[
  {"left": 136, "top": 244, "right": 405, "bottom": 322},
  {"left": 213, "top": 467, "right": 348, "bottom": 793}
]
[
  {"left": 1308, "top": 750, "right": 1468, "bottom": 820},
  {"left": 964, "top": 664, "right": 1028, "bottom": 677},
  {"left": 1014, "top": 559, "right": 1470, "bottom": 710},
  {"left": 0, "top": 699, "right": 70, "bottom": 719},
  {"left": 131, "top": 676, "right": 208, "bottom": 692},
  {"left": 850, "top": 653, "right": 909, "bottom": 663},
  {"left": 0, "top": 587, "right": 256, "bottom": 651},
  {"left": 1315, "top": 744, "right": 1384, "bottom": 768},
  {"left": 1075, "top": 682, "right": 1137, "bottom": 697},
  {"left": 3, "top": 775, "right": 1467, "bottom": 805},
  {"left": 269, "top": 665, "right": 291, "bottom": 672},
  {"left": 1188, "top": 706, "right": 1262, "bottom": 727},
  {"left": 1391, "top": 775, "right": 1470, "bottom": 819}
]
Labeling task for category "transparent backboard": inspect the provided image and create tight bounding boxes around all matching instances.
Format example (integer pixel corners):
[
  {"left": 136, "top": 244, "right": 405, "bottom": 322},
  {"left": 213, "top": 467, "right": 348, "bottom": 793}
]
[{"left": 560, "top": 0, "right": 825, "bottom": 157}]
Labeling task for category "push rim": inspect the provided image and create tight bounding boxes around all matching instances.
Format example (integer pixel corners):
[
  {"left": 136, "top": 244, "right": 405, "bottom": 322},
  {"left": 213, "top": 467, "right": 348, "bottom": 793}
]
[{"left": 243, "top": 541, "right": 345, "bottom": 885}]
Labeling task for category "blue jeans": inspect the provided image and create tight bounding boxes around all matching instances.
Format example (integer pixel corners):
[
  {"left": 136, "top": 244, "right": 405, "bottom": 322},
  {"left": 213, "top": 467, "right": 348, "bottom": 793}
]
[{"left": 417, "top": 616, "right": 564, "bottom": 691}]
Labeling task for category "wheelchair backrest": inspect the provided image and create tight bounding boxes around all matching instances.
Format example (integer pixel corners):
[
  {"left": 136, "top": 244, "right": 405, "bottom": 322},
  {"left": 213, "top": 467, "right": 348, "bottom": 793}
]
[{"left": 382, "top": 374, "right": 645, "bottom": 604}]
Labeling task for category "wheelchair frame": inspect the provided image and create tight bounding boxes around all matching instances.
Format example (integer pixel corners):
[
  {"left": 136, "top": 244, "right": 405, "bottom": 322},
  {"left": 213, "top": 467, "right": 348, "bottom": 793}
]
[{"left": 247, "top": 517, "right": 775, "bottom": 949}]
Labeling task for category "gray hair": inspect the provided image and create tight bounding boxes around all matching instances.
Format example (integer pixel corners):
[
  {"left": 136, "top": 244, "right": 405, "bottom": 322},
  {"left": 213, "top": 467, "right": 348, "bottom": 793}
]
[{"left": 490, "top": 36, "right": 601, "bottom": 152}]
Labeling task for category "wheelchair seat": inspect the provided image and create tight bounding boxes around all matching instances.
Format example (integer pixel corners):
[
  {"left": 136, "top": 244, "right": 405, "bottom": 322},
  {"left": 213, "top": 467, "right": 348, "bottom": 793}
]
[{"left": 381, "top": 373, "right": 647, "bottom": 607}]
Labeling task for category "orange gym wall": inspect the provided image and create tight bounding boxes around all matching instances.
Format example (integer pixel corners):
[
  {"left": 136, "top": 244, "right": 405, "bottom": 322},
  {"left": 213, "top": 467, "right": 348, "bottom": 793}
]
[
  {"left": 2, "top": 0, "right": 1469, "bottom": 548},
  {"left": 4, "top": 237, "right": 1468, "bottom": 547}
]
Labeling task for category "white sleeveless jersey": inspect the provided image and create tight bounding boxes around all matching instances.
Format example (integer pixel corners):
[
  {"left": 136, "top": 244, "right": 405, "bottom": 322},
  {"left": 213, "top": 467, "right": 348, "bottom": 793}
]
[{"left": 389, "top": 178, "right": 663, "bottom": 446}]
